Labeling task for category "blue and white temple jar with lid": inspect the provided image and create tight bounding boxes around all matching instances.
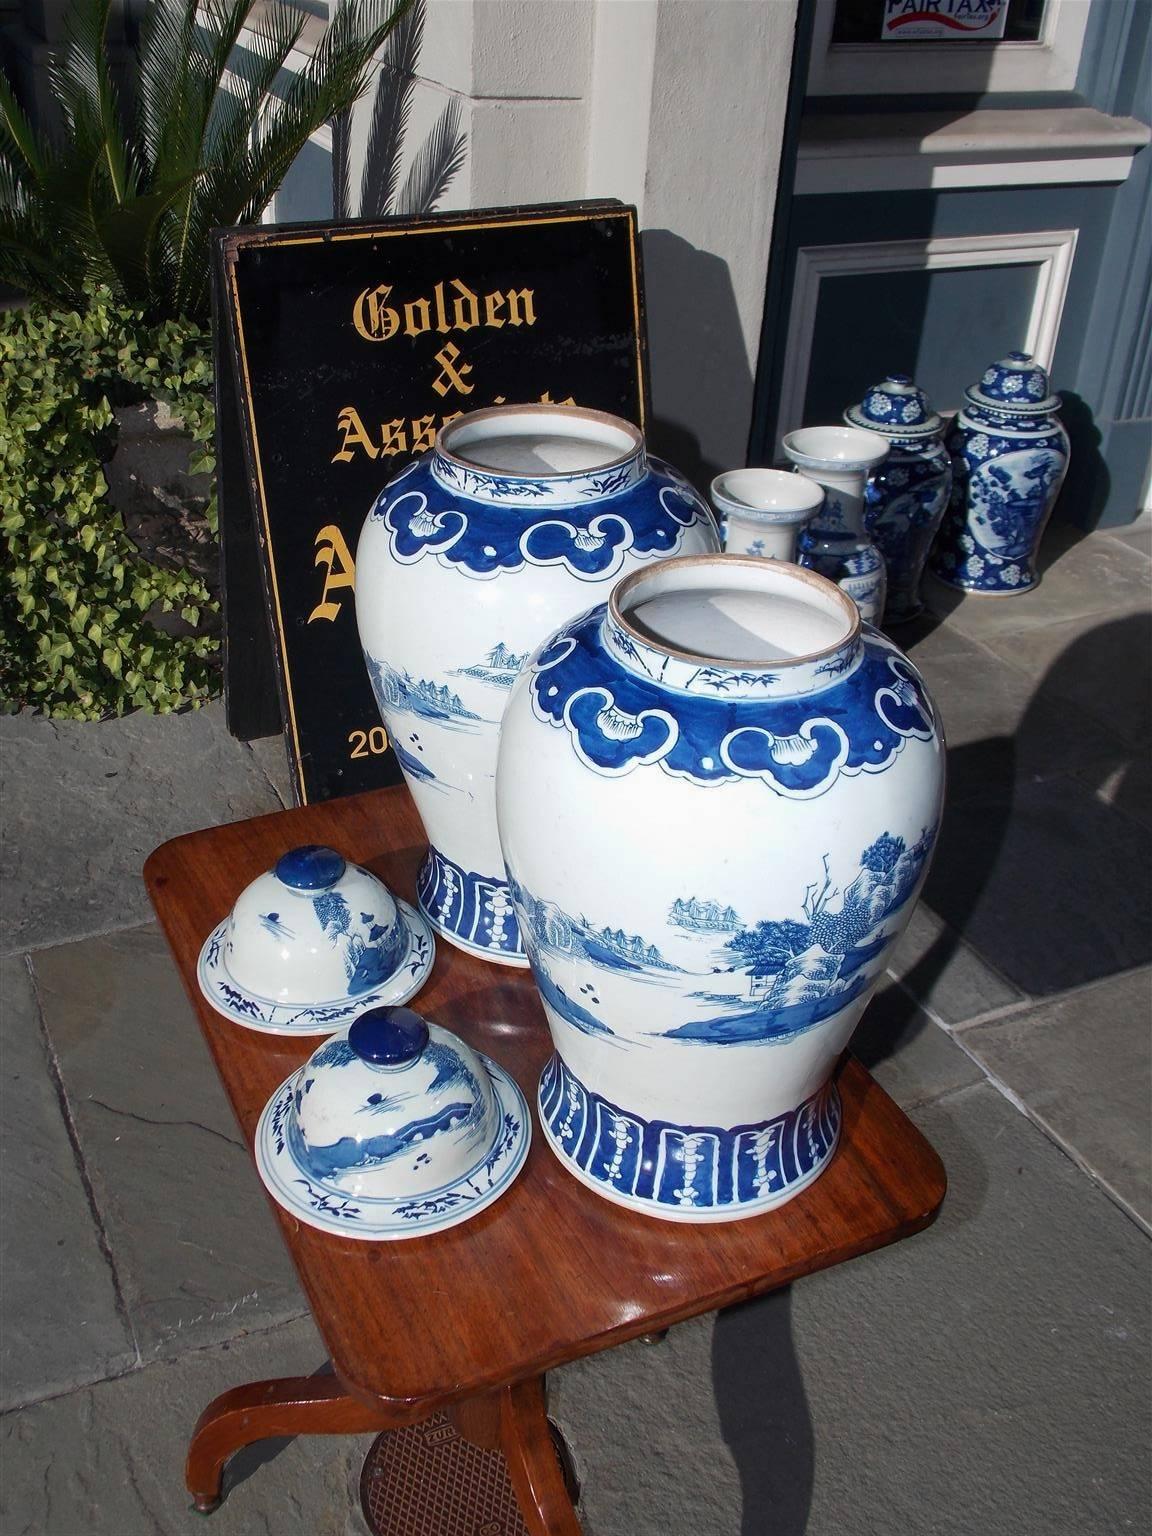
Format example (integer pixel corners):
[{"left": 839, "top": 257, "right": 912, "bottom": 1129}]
[
  {"left": 356, "top": 404, "right": 720, "bottom": 967},
  {"left": 930, "top": 352, "right": 1069, "bottom": 595},
  {"left": 845, "top": 375, "right": 952, "bottom": 625},
  {"left": 496, "top": 554, "right": 944, "bottom": 1222},
  {"left": 781, "top": 426, "right": 890, "bottom": 625}
]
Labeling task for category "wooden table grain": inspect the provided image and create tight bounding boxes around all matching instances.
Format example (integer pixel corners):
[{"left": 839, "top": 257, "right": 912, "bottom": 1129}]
[{"left": 145, "top": 784, "right": 946, "bottom": 1531}]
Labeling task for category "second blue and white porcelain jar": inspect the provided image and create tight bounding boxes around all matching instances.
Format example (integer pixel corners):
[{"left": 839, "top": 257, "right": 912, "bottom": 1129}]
[
  {"left": 845, "top": 375, "right": 953, "bottom": 625},
  {"left": 356, "top": 405, "right": 719, "bottom": 966},
  {"left": 496, "top": 555, "right": 944, "bottom": 1222},
  {"left": 930, "top": 352, "right": 1069, "bottom": 595}
]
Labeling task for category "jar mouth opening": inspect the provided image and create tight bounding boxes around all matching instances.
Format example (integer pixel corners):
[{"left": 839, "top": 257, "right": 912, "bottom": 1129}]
[
  {"left": 782, "top": 425, "right": 889, "bottom": 470},
  {"left": 437, "top": 404, "right": 643, "bottom": 479},
  {"left": 608, "top": 555, "right": 860, "bottom": 669},
  {"left": 710, "top": 468, "right": 825, "bottom": 516}
]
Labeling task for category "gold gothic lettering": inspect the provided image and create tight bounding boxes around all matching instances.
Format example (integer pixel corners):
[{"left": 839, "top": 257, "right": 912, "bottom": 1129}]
[
  {"left": 308, "top": 525, "right": 356, "bottom": 623},
  {"left": 351, "top": 278, "right": 537, "bottom": 343},
  {"left": 430, "top": 342, "right": 474, "bottom": 398},
  {"left": 332, "top": 407, "right": 379, "bottom": 463},
  {"left": 328, "top": 398, "right": 571, "bottom": 464}
]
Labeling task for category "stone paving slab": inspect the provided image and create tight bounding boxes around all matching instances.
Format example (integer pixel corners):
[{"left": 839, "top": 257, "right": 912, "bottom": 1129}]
[
  {"left": 978, "top": 608, "right": 1151, "bottom": 754},
  {"left": 850, "top": 980, "right": 984, "bottom": 1108},
  {"left": 0, "top": 703, "right": 282, "bottom": 957},
  {"left": 30, "top": 926, "right": 308, "bottom": 1362},
  {"left": 1077, "top": 753, "right": 1152, "bottom": 831},
  {"left": 924, "top": 525, "right": 1152, "bottom": 639},
  {"left": 3, "top": 1068, "right": 1146, "bottom": 1536},
  {"left": 1108, "top": 520, "right": 1152, "bottom": 559},
  {"left": 0, "top": 1315, "right": 372, "bottom": 1536},
  {"left": 885, "top": 902, "right": 1023, "bottom": 1026},
  {"left": 962, "top": 967, "right": 1151, "bottom": 1230},
  {"left": 902, "top": 626, "right": 1129, "bottom": 801},
  {"left": 0, "top": 956, "right": 136, "bottom": 1411},
  {"left": 247, "top": 732, "right": 296, "bottom": 810},
  {"left": 551, "top": 1081, "right": 1151, "bottom": 1536},
  {"left": 925, "top": 771, "right": 1152, "bottom": 997}
]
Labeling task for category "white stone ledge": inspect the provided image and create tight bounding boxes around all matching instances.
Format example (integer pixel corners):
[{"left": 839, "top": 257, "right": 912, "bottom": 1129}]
[{"left": 796, "top": 107, "right": 1152, "bottom": 194}]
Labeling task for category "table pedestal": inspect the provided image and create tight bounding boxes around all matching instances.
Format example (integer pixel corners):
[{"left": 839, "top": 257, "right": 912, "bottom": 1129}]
[{"left": 187, "top": 1373, "right": 579, "bottom": 1534}]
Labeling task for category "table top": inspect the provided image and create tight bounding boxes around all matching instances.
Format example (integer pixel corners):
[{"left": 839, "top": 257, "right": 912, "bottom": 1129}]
[{"left": 145, "top": 784, "right": 946, "bottom": 1419}]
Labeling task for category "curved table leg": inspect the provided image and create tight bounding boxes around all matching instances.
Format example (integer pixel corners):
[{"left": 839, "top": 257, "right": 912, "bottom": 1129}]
[
  {"left": 500, "top": 1378, "right": 583, "bottom": 1536},
  {"left": 186, "top": 1375, "right": 389, "bottom": 1513}
]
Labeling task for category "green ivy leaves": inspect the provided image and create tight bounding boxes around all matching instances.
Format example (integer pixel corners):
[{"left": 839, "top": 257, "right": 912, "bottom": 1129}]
[{"left": 0, "top": 286, "right": 221, "bottom": 719}]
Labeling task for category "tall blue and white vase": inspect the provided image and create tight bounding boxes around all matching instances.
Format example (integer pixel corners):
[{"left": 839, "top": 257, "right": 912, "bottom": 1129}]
[
  {"left": 929, "top": 352, "right": 1070, "bottom": 595},
  {"left": 356, "top": 404, "right": 720, "bottom": 967},
  {"left": 496, "top": 554, "right": 944, "bottom": 1221},
  {"left": 845, "top": 375, "right": 953, "bottom": 625},
  {"left": 782, "top": 427, "right": 890, "bottom": 625}
]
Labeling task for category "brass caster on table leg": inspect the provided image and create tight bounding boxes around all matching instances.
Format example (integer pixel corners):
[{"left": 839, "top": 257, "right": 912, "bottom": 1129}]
[
  {"left": 639, "top": 1329, "right": 669, "bottom": 1345},
  {"left": 190, "top": 1495, "right": 221, "bottom": 1516}
]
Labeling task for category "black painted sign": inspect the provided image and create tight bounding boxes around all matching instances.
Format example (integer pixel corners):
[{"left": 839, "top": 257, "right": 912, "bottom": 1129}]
[{"left": 213, "top": 200, "right": 648, "bottom": 803}]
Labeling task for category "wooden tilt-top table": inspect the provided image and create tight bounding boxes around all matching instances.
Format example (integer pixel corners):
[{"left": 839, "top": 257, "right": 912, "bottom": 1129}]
[{"left": 145, "top": 784, "right": 947, "bottom": 1532}]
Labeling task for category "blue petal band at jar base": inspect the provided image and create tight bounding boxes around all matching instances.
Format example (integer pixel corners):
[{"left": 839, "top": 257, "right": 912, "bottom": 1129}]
[
  {"left": 357, "top": 405, "right": 719, "bottom": 966},
  {"left": 538, "top": 1053, "right": 842, "bottom": 1221},
  {"left": 417, "top": 845, "right": 526, "bottom": 965}
]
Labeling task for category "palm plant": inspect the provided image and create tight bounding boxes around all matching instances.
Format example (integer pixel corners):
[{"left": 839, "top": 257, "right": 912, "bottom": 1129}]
[
  {"left": 331, "top": 0, "right": 465, "bottom": 220},
  {"left": 1, "top": 0, "right": 414, "bottom": 320}
]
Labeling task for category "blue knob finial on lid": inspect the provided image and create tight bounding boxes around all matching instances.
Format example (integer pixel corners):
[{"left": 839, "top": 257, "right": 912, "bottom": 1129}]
[
  {"left": 274, "top": 845, "right": 347, "bottom": 891},
  {"left": 349, "top": 1006, "right": 430, "bottom": 1066}
]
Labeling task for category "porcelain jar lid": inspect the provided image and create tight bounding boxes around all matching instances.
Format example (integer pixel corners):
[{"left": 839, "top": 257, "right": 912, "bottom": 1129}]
[
  {"left": 964, "top": 352, "right": 1060, "bottom": 415},
  {"left": 254, "top": 1006, "right": 531, "bottom": 1239},
  {"left": 844, "top": 374, "right": 942, "bottom": 440},
  {"left": 197, "top": 845, "right": 435, "bottom": 1034}
]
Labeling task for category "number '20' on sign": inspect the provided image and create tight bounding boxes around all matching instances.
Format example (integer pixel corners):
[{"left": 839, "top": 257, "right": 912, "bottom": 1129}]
[{"left": 348, "top": 726, "right": 390, "bottom": 759}]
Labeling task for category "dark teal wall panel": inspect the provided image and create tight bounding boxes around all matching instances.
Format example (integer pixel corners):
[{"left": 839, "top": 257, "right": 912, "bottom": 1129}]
[{"left": 802, "top": 262, "right": 1039, "bottom": 426}]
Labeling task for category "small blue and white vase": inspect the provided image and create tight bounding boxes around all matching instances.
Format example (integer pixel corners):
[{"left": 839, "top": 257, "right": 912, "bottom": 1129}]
[
  {"left": 781, "top": 426, "right": 890, "bottom": 625},
  {"left": 496, "top": 554, "right": 944, "bottom": 1222},
  {"left": 930, "top": 352, "right": 1069, "bottom": 595},
  {"left": 710, "top": 467, "right": 824, "bottom": 564},
  {"left": 845, "top": 375, "right": 953, "bottom": 625},
  {"left": 356, "top": 404, "right": 720, "bottom": 966}
]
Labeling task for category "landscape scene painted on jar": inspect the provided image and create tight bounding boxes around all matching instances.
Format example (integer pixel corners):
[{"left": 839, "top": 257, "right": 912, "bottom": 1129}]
[
  {"left": 363, "top": 650, "right": 492, "bottom": 790},
  {"left": 283, "top": 1038, "right": 488, "bottom": 1183},
  {"left": 452, "top": 642, "right": 529, "bottom": 690},
  {"left": 510, "top": 824, "right": 937, "bottom": 1045}
]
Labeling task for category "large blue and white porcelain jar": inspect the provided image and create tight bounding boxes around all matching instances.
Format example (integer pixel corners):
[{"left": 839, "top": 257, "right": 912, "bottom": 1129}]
[
  {"left": 356, "top": 405, "right": 719, "bottom": 967},
  {"left": 845, "top": 375, "right": 952, "bottom": 625},
  {"left": 782, "top": 427, "right": 890, "bottom": 625},
  {"left": 496, "top": 555, "right": 944, "bottom": 1222},
  {"left": 930, "top": 352, "right": 1069, "bottom": 595}
]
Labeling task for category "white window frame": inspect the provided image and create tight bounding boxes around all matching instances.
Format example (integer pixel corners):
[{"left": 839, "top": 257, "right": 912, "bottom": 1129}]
[
  {"left": 807, "top": 0, "right": 1093, "bottom": 97},
  {"left": 775, "top": 228, "right": 1078, "bottom": 445}
]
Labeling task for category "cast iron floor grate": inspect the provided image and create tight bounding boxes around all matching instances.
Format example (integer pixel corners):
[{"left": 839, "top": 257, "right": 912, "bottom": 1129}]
[{"left": 361, "top": 1411, "right": 576, "bottom": 1536}]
